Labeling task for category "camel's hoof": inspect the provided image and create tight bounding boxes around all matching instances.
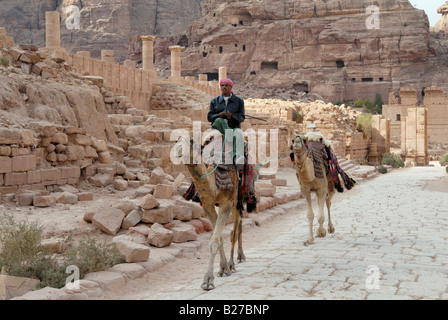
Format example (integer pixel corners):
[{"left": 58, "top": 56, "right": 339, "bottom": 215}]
[
  {"left": 218, "top": 266, "right": 232, "bottom": 277},
  {"left": 238, "top": 253, "right": 246, "bottom": 263},
  {"left": 228, "top": 261, "right": 237, "bottom": 273},
  {"left": 316, "top": 227, "right": 327, "bottom": 238},
  {"left": 328, "top": 225, "right": 335, "bottom": 234},
  {"left": 201, "top": 275, "right": 215, "bottom": 291},
  {"left": 304, "top": 238, "right": 314, "bottom": 246},
  {"left": 201, "top": 282, "right": 215, "bottom": 291}
]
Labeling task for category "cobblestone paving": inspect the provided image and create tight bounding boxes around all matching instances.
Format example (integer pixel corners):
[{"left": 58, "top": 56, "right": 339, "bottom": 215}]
[{"left": 144, "top": 167, "right": 448, "bottom": 300}]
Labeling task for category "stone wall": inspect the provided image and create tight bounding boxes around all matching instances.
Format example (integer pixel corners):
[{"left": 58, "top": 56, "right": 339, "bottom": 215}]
[
  {"left": 383, "top": 86, "right": 448, "bottom": 145},
  {"left": 0, "top": 124, "right": 111, "bottom": 197}
]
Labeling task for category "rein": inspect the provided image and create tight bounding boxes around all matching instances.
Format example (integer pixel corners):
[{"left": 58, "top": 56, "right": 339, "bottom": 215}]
[{"left": 293, "top": 137, "right": 310, "bottom": 172}]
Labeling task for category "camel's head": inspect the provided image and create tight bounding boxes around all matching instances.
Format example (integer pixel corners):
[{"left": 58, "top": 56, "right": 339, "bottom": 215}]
[{"left": 292, "top": 135, "right": 306, "bottom": 152}]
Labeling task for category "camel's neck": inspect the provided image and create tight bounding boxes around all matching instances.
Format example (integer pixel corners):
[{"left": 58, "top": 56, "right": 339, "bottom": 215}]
[
  {"left": 185, "top": 163, "right": 217, "bottom": 193},
  {"left": 294, "top": 147, "right": 315, "bottom": 181}
]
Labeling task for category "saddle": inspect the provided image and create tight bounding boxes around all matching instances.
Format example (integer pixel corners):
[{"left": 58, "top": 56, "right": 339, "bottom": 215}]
[
  {"left": 291, "top": 132, "right": 356, "bottom": 193},
  {"left": 183, "top": 130, "right": 257, "bottom": 213}
]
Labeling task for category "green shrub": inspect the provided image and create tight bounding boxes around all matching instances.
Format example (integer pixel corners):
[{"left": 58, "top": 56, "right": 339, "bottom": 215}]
[
  {"left": 0, "top": 56, "right": 10, "bottom": 68},
  {"left": 440, "top": 152, "right": 448, "bottom": 166},
  {"left": 64, "top": 237, "right": 123, "bottom": 279},
  {"left": 0, "top": 215, "right": 43, "bottom": 274},
  {"left": 0, "top": 215, "right": 124, "bottom": 289},
  {"left": 292, "top": 110, "right": 303, "bottom": 123},
  {"left": 446, "top": 166, "right": 448, "bottom": 174},
  {"left": 377, "top": 165, "right": 388, "bottom": 174},
  {"left": 356, "top": 113, "right": 372, "bottom": 135},
  {"left": 381, "top": 153, "right": 405, "bottom": 168}
]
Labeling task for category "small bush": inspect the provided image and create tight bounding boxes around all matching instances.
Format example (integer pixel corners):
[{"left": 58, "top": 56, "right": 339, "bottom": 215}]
[
  {"left": 292, "top": 110, "right": 303, "bottom": 123},
  {"left": 0, "top": 56, "right": 10, "bottom": 68},
  {"left": 377, "top": 165, "right": 388, "bottom": 174},
  {"left": 381, "top": 153, "right": 405, "bottom": 168},
  {"left": 446, "top": 166, "right": 448, "bottom": 174},
  {"left": 0, "top": 215, "right": 124, "bottom": 289},
  {"left": 356, "top": 113, "right": 372, "bottom": 135},
  {"left": 64, "top": 237, "right": 123, "bottom": 279},
  {"left": 439, "top": 152, "right": 448, "bottom": 166}
]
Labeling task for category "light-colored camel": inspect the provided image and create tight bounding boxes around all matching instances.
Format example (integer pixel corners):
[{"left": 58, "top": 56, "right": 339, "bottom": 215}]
[
  {"left": 174, "top": 135, "right": 245, "bottom": 290},
  {"left": 292, "top": 133, "right": 336, "bottom": 245}
]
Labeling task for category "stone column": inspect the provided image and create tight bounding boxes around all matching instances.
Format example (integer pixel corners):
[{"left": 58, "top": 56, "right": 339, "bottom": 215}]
[
  {"left": 101, "top": 50, "right": 115, "bottom": 63},
  {"left": 169, "top": 45, "right": 184, "bottom": 80},
  {"left": 45, "top": 11, "right": 61, "bottom": 49},
  {"left": 141, "top": 35, "right": 155, "bottom": 70},
  {"left": 198, "top": 74, "right": 208, "bottom": 84},
  {"left": 219, "top": 66, "right": 227, "bottom": 83}
]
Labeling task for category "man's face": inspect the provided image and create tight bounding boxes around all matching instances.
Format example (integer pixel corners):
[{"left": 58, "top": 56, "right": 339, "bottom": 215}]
[{"left": 221, "top": 83, "right": 232, "bottom": 96}]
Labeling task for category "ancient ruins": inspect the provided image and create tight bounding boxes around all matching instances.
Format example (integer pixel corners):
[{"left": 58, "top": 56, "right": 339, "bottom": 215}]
[{"left": 0, "top": 1, "right": 447, "bottom": 299}]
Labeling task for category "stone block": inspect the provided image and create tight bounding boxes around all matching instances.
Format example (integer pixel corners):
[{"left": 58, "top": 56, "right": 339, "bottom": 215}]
[
  {"left": 121, "top": 208, "right": 143, "bottom": 230},
  {"left": 147, "top": 223, "right": 174, "bottom": 248},
  {"left": 4, "top": 172, "right": 27, "bottom": 186},
  {"left": 60, "top": 166, "right": 81, "bottom": 179},
  {"left": 20, "top": 130, "right": 35, "bottom": 146},
  {"left": 141, "top": 205, "right": 173, "bottom": 224},
  {"left": 172, "top": 205, "right": 192, "bottom": 221},
  {"left": 77, "top": 192, "right": 93, "bottom": 201},
  {"left": 153, "top": 184, "right": 173, "bottom": 199},
  {"left": 0, "top": 157, "right": 12, "bottom": 174},
  {"left": 33, "top": 195, "right": 57, "bottom": 207},
  {"left": 138, "top": 194, "right": 160, "bottom": 210},
  {"left": 40, "top": 168, "right": 61, "bottom": 182},
  {"left": 112, "top": 235, "right": 150, "bottom": 263},
  {"left": 92, "top": 208, "right": 125, "bottom": 236},
  {"left": 90, "top": 173, "right": 114, "bottom": 187},
  {"left": 51, "top": 132, "right": 68, "bottom": 144},
  {"left": 171, "top": 223, "right": 197, "bottom": 243},
  {"left": 113, "top": 178, "right": 128, "bottom": 191},
  {"left": 41, "top": 238, "right": 66, "bottom": 254},
  {"left": 0, "top": 275, "right": 40, "bottom": 300},
  {"left": 26, "top": 171, "right": 42, "bottom": 184},
  {"left": 0, "top": 128, "right": 21, "bottom": 144},
  {"left": 65, "top": 145, "right": 85, "bottom": 161},
  {"left": 12, "top": 155, "right": 36, "bottom": 172}
]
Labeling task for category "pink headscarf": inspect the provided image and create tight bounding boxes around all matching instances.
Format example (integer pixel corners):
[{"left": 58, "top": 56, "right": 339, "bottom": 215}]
[{"left": 219, "top": 78, "right": 234, "bottom": 88}]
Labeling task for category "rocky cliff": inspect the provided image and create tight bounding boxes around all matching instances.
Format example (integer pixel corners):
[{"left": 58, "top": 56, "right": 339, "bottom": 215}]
[
  {"left": 0, "top": 0, "right": 202, "bottom": 62},
  {"left": 175, "top": 0, "right": 448, "bottom": 102}
]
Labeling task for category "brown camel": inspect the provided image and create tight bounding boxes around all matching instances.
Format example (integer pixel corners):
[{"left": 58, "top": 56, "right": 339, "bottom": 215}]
[
  {"left": 174, "top": 134, "right": 246, "bottom": 290},
  {"left": 292, "top": 133, "right": 336, "bottom": 245}
]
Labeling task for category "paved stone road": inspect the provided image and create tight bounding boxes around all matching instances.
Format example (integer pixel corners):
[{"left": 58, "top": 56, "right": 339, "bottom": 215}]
[{"left": 138, "top": 166, "right": 448, "bottom": 301}]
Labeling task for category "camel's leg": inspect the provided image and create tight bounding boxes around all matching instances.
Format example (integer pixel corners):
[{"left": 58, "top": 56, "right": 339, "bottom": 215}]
[
  {"left": 316, "top": 189, "right": 327, "bottom": 238},
  {"left": 303, "top": 189, "right": 315, "bottom": 245},
  {"left": 201, "top": 202, "right": 232, "bottom": 290},
  {"left": 326, "top": 190, "right": 335, "bottom": 234},
  {"left": 228, "top": 208, "right": 240, "bottom": 272},
  {"left": 216, "top": 203, "right": 233, "bottom": 277},
  {"left": 237, "top": 218, "right": 246, "bottom": 263}
]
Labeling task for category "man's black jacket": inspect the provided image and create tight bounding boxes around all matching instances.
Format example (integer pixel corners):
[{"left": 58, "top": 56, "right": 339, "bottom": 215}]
[{"left": 207, "top": 94, "right": 245, "bottom": 129}]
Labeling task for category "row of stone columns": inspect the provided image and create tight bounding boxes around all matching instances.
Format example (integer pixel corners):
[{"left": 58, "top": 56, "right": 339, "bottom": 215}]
[{"left": 44, "top": 11, "right": 228, "bottom": 88}]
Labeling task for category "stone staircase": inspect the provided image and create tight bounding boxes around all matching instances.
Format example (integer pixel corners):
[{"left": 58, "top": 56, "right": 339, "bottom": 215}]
[{"left": 338, "top": 158, "right": 379, "bottom": 181}]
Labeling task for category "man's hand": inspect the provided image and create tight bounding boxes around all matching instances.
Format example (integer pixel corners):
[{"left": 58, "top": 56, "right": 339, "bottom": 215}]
[
  {"left": 226, "top": 112, "right": 232, "bottom": 120},
  {"left": 219, "top": 112, "right": 226, "bottom": 118}
]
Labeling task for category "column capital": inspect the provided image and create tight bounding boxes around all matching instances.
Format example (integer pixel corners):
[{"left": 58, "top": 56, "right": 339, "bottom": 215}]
[
  {"left": 141, "top": 35, "right": 156, "bottom": 42},
  {"left": 169, "top": 45, "right": 184, "bottom": 52}
]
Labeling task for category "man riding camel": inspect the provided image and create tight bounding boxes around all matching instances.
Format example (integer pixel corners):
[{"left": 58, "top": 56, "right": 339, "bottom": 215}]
[{"left": 207, "top": 78, "right": 245, "bottom": 173}]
